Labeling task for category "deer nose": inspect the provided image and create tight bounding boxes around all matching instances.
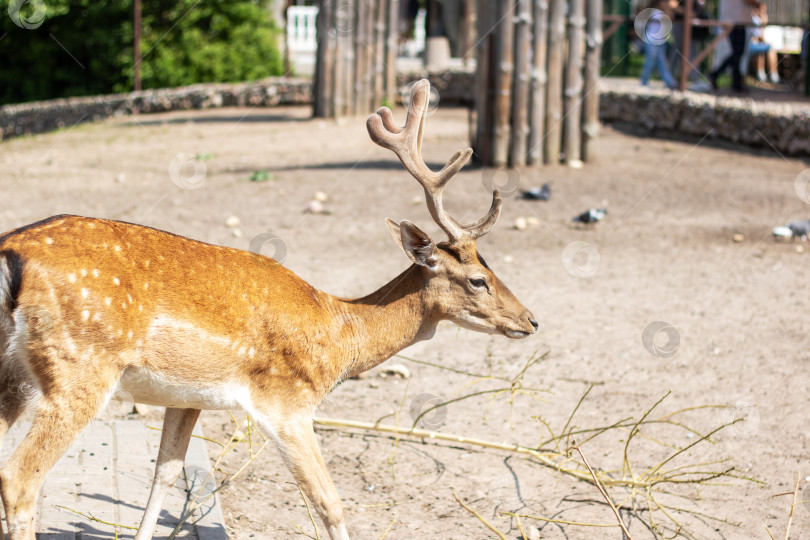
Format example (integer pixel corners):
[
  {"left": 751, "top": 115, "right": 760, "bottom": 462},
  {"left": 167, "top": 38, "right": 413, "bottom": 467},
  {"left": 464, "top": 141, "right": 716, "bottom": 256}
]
[{"left": 529, "top": 318, "right": 539, "bottom": 332}]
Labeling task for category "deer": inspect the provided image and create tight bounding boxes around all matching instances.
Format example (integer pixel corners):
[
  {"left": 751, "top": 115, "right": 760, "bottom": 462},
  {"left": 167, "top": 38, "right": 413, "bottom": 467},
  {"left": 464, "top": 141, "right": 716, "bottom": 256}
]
[{"left": 0, "top": 79, "right": 536, "bottom": 540}]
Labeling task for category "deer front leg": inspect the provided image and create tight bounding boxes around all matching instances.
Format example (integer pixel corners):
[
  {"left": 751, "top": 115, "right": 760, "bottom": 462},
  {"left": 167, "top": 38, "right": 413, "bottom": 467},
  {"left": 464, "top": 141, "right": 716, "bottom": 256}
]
[
  {"left": 275, "top": 416, "right": 350, "bottom": 540},
  {"left": 135, "top": 407, "right": 201, "bottom": 540}
]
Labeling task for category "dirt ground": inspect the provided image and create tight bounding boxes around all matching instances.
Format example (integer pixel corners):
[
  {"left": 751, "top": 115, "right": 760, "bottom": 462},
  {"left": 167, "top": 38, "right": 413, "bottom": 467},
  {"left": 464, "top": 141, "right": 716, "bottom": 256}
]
[{"left": 1, "top": 102, "right": 809, "bottom": 540}]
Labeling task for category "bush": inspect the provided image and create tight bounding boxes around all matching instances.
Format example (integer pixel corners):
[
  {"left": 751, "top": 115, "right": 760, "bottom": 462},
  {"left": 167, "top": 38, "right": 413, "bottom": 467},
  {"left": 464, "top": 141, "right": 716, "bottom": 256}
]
[{"left": 0, "top": 0, "right": 285, "bottom": 106}]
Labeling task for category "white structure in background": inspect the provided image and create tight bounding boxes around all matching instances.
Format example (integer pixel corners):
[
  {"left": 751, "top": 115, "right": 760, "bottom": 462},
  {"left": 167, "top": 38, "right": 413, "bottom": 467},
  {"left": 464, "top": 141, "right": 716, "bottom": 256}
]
[
  {"left": 287, "top": 6, "right": 319, "bottom": 54},
  {"left": 285, "top": 5, "right": 427, "bottom": 75},
  {"left": 286, "top": 5, "right": 319, "bottom": 75}
]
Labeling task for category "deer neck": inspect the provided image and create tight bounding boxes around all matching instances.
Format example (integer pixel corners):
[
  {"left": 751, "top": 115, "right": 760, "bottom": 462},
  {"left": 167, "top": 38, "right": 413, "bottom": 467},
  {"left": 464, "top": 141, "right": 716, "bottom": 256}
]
[{"left": 330, "top": 265, "right": 437, "bottom": 378}]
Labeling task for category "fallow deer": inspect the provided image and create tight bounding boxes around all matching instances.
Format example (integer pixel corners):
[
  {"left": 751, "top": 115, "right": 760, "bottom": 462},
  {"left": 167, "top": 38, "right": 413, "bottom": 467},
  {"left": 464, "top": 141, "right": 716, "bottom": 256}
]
[{"left": 0, "top": 79, "right": 536, "bottom": 540}]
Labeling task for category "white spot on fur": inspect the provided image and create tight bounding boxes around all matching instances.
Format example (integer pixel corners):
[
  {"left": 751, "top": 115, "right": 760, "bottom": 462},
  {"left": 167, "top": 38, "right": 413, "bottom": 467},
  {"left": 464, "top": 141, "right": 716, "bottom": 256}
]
[
  {"left": 81, "top": 288, "right": 89, "bottom": 299},
  {"left": 238, "top": 346, "right": 246, "bottom": 357},
  {"left": 113, "top": 277, "right": 120, "bottom": 286},
  {"left": 80, "top": 269, "right": 87, "bottom": 277},
  {"left": 144, "top": 283, "right": 149, "bottom": 290},
  {"left": 249, "top": 347, "right": 255, "bottom": 358},
  {"left": 115, "top": 245, "right": 121, "bottom": 252},
  {"left": 93, "top": 269, "right": 99, "bottom": 278},
  {"left": 127, "top": 331, "right": 133, "bottom": 339},
  {"left": 68, "top": 274, "right": 77, "bottom": 283},
  {"left": 105, "top": 297, "right": 112, "bottom": 306},
  {"left": 45, "top": 237, "right": 53, "bottom": 245},
  {"left": 82, "top": 310, "right": 90, "bottom": 321}
]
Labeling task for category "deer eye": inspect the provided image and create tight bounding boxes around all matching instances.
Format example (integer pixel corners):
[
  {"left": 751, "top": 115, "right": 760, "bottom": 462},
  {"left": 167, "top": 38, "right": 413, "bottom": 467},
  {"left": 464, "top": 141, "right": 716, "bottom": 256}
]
[{"left": 469, "top": 278, "right": 487, "bottom": 289}]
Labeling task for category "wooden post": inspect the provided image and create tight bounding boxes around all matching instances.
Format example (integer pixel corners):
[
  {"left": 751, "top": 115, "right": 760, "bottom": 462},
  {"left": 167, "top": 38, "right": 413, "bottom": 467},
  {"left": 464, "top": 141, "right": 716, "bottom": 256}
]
[
  {"left": 332, "top": 0, "right": 345, "bottom": 116},
  {"left": 314, "top": 0, "right": 334, "bottom": 118},
  {"left": 385, "top": 0, "right": 399, "bottom": 105},
  {"left": 527, "top": 0, "right": 548, "bottom": 165},
  {"left": 364, "top": 0, "right": 376, "bottom": 111},
  {"left": 343, "top": 1, "right": 355, "bottom": 116},
  {"left": 563, "top": 0, "right": 585, "bottom": 165},
  {"left": 581, "top": 0, "right": 602, "bottom": 161},
  {"left": 492, "top": 0, "right": 515, "bottom": 167},
  {"left": 460, "top": 0, "right": 476, "bottom": 65},
  {"left": 678, "top": 0, "right": 693, "bottom": 92},
  {"left": 474, "top": 0, "right": 496, "bottom": 165},
  {"left": 354, "top": 0, "right": 367, "bottom": 115},
  {"left": 545, "top": 0, "right": 565, "bottom": 164},
  {"left": 373, "top": 0, "right": 386, "bottom": 109},
  {"left": 510, "top": 0, "right": 531, "bottom": 167}
]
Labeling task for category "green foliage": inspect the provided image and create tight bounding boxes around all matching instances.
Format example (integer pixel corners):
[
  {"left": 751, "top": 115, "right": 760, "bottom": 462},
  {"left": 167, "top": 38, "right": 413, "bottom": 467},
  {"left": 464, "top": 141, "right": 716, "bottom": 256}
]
[
  {"left": 248, "top": 170, "right": 273, "bottom": 182},
  {"left": 0, "top": 0, "right": 284, "bottom": 106}
]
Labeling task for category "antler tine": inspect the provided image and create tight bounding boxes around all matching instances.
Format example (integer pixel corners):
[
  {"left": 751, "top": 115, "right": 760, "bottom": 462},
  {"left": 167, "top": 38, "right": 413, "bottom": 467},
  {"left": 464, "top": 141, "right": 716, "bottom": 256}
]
[
  {"left": 462, "top": 189, "right": 503, "bottom": 239},
  {"left": 367, "top": 79, "right": 498, "bottom": 243}
]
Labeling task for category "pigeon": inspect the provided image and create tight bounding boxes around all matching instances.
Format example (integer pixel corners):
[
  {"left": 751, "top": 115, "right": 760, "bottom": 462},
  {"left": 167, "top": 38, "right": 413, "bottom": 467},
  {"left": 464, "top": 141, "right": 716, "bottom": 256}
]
[
  {"left": 518, "top": 183, "right": 551, "bottom": 201},
  {"left": 774, "top": 219, "right": 810, "bottom": 240},
  {"left": 788, "top": 219, "right": 810, "bottom": 238},
  {"left": 572, "top": 208, "right": 607, "bottom": 224}
]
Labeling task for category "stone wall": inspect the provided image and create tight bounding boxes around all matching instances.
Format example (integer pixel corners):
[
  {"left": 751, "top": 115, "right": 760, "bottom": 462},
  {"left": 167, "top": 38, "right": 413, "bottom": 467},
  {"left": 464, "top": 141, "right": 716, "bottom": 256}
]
[
  {"left": 0, "top": 78, "right": 312, "bottom": 140},
  {"left": 3, "top": 73, "right": 809, "bottom": 156},
  {"left": 598, "top": 85, "right": 810, "bottom": 156}
]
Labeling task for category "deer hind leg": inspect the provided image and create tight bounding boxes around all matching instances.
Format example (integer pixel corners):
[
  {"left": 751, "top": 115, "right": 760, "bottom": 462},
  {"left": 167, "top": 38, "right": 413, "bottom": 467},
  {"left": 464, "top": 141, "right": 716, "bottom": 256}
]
[
  {"left": 135, "top": 407, "right": 201, "bottom": 540},
  {"left": 270, "top": 415, "right": 350, "bottom": 540},
  {"left": 0, "top": 363, "right": 116, "bottom": 540}
]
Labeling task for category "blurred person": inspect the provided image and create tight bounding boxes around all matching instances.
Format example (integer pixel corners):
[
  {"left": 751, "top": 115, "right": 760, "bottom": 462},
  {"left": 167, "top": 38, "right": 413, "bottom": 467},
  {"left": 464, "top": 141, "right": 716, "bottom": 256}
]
[
  {"left": 747, "top": 2, "right": 780, "bottom": 83},
  {"left": 640, "top": 0, "right": 679, "bottom": 89},
  {"left": 709, "top": 0, "right": 760, "bottom": 92}
]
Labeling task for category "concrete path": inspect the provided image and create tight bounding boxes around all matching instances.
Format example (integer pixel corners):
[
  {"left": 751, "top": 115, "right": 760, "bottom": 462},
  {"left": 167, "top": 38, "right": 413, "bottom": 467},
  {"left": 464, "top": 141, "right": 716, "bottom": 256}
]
[{"left": 0, "top": 420, "right": 228, "bottom": 539}]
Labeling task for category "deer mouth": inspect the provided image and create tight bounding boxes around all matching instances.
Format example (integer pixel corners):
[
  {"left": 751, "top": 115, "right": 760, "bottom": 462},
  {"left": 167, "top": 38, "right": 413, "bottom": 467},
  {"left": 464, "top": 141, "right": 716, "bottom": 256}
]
[{"left": 504, "top": 328, "right": 532, "bottom": 339}]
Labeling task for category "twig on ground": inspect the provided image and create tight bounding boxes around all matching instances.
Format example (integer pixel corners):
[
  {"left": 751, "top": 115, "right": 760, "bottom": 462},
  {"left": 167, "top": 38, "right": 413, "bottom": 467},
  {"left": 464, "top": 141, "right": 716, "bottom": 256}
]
[
  {"left": 453, "top": 492, "right": 508, "bottom": 540},
  {"left": 569, "top": 442, "right": 634, "bottom": 539}
]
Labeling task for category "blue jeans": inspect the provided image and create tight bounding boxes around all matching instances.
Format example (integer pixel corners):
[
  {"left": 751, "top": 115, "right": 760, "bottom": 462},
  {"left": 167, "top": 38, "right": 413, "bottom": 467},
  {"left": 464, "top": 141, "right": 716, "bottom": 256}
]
[{"left": 641, "top": 42, "right": 677, "bottom": 88}]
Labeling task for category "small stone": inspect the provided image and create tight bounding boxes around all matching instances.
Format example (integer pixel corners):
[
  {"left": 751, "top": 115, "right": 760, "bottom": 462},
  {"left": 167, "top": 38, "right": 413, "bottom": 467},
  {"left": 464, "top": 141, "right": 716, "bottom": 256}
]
[
  {"left": 232, "top": 229, "right": 243, "bottom": 238},
  {"left": 732, "top": 233, "right": 745, "bottom": 243},
  {"left": 225, "top": 216, "right": 240, "bottom": 228},
  {"left": 526, "top": 216, "right": 541, "bottom": 226},
  {"left": 411, "top": 195, "right": 422, "bottom": 205},
  {"left": 133, "top": 404, "right": 149, "bottom": 415},
  {"left": 115, "top": 173, "right": 126, "bottom": 183},
  {"left": 514, "top": 216, "right": 528, "bottom": 230},
  {"left": 568, "top": 159, "right": 584, "bottom": 169},
  {"left": 314, "top": 190, "right": 328, "bottom": 202},
  {"left": 380, "top": 363, "right": 410, "bottom": 379},
  {"left": 504, "top": 254, "right": 514, "bottom": 263},
  {"left": 796, "top": 245, "right": 805, "bottom": 254},
  {"left": 306, "top": 200, "right": 325, "bottom": 214}
]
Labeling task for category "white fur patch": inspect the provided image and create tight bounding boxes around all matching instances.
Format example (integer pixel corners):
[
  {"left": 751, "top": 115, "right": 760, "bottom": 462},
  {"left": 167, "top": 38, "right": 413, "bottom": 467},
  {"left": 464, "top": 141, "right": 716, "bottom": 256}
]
[{"left": 115, "top": 366, "right": 252, "bottom": 410}]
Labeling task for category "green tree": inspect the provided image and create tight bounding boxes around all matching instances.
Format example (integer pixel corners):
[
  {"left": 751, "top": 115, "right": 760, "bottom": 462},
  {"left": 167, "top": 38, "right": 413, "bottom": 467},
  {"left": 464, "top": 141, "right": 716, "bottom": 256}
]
[{"left": 0, "top": 0, "right": 284, "bottom": 106}]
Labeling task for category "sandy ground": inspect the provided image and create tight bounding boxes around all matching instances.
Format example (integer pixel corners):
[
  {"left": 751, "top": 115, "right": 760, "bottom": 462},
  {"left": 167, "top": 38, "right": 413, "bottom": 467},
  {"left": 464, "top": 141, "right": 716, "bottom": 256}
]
[{"left": 1, "top": 103, "right": 809, "bottom": 540}]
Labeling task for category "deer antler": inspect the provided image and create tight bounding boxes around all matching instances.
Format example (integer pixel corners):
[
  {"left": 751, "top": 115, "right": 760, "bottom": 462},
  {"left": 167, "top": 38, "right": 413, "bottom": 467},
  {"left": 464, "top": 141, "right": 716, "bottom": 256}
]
[{"left": 366, "top": 79, "right": 502, "bottom": 243}]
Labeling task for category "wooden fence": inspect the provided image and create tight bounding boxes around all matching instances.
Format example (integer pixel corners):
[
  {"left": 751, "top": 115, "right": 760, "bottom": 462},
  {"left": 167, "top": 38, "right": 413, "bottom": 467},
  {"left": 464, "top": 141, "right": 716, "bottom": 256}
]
[
  {"left": 313, "top": 0, "right": 400, "bottom": 118},
  {"left": 474, "top": 0, "right": 604, "bottom": 167}
]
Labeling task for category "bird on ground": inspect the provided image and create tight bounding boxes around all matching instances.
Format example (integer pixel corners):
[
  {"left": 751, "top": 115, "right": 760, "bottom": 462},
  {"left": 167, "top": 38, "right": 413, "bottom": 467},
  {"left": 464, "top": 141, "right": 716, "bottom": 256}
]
[
  {"left": 572, "top": 208, "right": 607, "bottom": 224},
  {"left": 518, "top": 183, "right": 551, "bottom": 201},
  {"left": 773, "top": 219, "right": 810, "bottom": 240}
]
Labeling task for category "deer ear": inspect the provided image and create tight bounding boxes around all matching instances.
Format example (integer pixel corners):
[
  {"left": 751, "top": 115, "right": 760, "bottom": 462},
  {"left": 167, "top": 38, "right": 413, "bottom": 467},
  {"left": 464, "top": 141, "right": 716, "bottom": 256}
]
[{"left": 386, "top": 218, "right": 439, "bottom": 268}]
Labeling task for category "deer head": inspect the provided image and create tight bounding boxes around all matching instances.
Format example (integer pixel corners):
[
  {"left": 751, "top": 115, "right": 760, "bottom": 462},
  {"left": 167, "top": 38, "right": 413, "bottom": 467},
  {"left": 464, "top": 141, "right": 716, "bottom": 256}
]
[{"left": 367, "top": 80, "right": 537, "bottom": 339}]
